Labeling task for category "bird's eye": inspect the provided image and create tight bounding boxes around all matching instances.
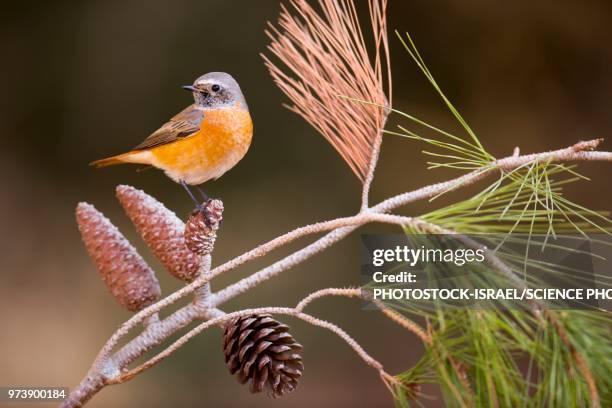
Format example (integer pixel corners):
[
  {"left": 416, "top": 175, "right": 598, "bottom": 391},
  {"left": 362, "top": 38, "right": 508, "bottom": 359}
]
[{"left": 211, "top": 84, "right": 220, "bottom": 92}]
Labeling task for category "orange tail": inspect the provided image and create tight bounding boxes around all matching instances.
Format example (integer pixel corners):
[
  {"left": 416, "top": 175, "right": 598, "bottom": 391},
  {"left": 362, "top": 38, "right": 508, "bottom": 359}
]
[
  {"left": 90, "top": 151, "right": 151, "bottom": 168},
  {"left": 90, "top": 154, "right": 127, "bottom": 168}
]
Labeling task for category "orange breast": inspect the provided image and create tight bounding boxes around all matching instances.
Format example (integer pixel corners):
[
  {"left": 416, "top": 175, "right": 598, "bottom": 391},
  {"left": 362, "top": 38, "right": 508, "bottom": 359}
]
[{"left": 150, "top": 106, "right": 253, "bottom": 184}]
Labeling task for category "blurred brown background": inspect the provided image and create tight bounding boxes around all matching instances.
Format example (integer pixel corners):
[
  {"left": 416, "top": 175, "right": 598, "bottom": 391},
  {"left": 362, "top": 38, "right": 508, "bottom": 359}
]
[{"left": 1, "top": 1, "right": 611, "bottom": 407}]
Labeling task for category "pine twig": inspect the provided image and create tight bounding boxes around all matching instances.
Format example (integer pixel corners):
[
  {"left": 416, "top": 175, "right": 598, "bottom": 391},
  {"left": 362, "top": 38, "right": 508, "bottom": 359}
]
[
  {"left": 113, "top": 304, "right": 394, "bottom": 387},
  {"left": 545, "top": 310, "right": 601, "bottom": 408},
  {"left": 213, "top": 139, "right": 610, "bottom": 305}
]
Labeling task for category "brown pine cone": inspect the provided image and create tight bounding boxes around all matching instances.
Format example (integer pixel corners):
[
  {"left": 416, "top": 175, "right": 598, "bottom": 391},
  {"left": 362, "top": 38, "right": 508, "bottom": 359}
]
[
  {"left": 222, "top": 314, "right": 303, "bottom": 398},
  {"left": 184, "top": 199, "right": 223, "bottom": 256}
]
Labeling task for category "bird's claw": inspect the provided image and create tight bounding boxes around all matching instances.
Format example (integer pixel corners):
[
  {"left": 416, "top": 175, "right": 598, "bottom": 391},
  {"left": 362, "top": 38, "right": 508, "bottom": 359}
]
[{"left": 193, "top": 199, "right": 214, "bottom": 228}]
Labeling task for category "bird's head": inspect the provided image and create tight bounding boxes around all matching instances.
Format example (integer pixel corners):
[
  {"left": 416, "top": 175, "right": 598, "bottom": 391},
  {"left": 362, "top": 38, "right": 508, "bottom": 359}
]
[{"left": 183, "top": 72, "right": 248, "bottom": 110}]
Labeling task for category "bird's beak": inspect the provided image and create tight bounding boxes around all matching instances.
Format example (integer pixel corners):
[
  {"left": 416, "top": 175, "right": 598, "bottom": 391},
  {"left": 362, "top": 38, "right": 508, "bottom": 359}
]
[{"left": 182, "top": 85, "right": 197, "bottom": 92}]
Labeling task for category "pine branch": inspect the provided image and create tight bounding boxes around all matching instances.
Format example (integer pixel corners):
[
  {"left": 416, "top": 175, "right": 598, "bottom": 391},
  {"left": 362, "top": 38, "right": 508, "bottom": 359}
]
[{"left": 63, "top": 137, "right": 610, "bottom": 407}]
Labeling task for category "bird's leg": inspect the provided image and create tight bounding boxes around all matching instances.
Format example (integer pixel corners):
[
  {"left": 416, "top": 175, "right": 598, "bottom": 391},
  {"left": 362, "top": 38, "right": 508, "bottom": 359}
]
[
  {"left": 181, "top": 182, "right": 215, "bottom": 227},
  {"left": 194, "top": 186, "right": 222, "bottom": 227},
  {"left": 180, "top": 180, "right": 202, "bottom": 209},
  {"left": 195, "top": 186, "right": 210, "bottom": 202}
]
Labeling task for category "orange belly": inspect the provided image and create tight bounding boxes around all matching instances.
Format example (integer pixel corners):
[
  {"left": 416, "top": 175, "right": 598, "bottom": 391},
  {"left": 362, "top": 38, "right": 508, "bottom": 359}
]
[{"left": 150, "top": 107, "right": 253, "bottom": 184}]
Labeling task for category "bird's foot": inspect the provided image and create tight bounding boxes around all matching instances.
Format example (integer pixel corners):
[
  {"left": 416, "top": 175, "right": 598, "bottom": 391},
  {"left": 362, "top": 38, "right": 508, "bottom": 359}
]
[
  {"left": 181, "top": 182, "right": 222, "bottom": 228},
  {"left": 190, "top": 198, "right": 220, "bottom": 229}
]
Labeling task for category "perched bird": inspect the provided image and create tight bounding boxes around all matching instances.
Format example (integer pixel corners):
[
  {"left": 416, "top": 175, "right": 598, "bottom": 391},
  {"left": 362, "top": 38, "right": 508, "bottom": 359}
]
[{"left": 91, "top": 72, "right": 253, "bottom": 204}]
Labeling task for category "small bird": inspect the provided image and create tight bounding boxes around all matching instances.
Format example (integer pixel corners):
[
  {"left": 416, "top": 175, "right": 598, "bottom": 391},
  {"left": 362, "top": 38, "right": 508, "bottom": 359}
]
[{"left": 91, "top": 72, "right": 253, "bottom": 204}]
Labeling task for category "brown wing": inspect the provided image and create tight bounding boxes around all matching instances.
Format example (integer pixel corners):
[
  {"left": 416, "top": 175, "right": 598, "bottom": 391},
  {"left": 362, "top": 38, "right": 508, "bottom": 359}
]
[{"left": 132, "top": 104, "right": 204, "bottom": 150}]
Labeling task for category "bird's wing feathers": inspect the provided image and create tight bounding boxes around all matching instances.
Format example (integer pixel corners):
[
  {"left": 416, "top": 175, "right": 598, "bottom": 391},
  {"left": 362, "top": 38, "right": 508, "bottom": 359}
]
[{"left": 132, "top": 105, "right": 204, "bottom": 150}]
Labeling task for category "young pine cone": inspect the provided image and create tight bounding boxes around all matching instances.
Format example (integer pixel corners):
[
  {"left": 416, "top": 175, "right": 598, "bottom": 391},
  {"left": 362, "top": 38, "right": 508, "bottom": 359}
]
[
  {"left": 116, "top": 185, "right": 202, "bottom": 282},
  {"left": 76, "top": 203, "right": 161, "bottom": 312},
  {"left": 184, "top": 199, "right": 223, "bottom": 256},
  {"left": 222, "top": 314, "right": 303, "bottom": 398}
]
